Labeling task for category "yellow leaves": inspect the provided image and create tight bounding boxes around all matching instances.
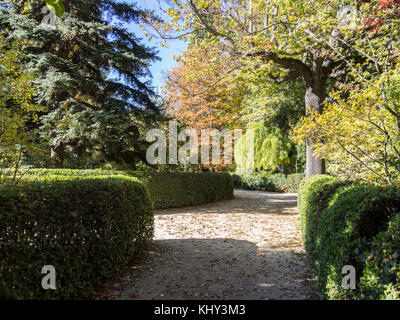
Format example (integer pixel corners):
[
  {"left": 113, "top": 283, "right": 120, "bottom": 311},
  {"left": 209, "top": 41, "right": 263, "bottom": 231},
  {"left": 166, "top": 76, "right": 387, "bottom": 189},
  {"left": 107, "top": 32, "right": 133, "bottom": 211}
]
[
  {"left": 22, "top": 1, "right": 32, "bottom": 15},
  {"left": 292, "top": 109, "right": 321, "bottom": 143},
  {"left": 166, "top": 7, "right": 177, "bottom": 17},
  {"left": 0, "top": 38, "right": 42, "bottom": 169},
  {"left": 292, "top": 68, "right": 400, "bottom": 184}
]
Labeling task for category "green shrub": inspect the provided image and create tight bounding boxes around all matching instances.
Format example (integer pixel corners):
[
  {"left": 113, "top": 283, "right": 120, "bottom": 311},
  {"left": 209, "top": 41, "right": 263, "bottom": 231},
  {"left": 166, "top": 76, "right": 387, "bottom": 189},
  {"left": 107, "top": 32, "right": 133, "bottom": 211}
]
[
  {"left": 267, "top": 174, "right": 286, "bottom": 192},
  {"left": 125, "top": 171, "right": 234, "bottom": 209},
  {"left": 232, "top": 173, "right": 305, "bottom": 193},
  {"left": 299, "top": 175, "right": 400, "bottom": 300},
  {"left": 231, "top": 174, "right": 243, "bottom": 188},
  {"left": 0, "top": 175, "right": 154, "bottom": 299},
  {"left": 314, "top": 184, "right": 400, "bottom": 299},
  {"left": 19, "top": 170, "right": 234, "bottom": 210},
  {"left": 237, "top": 174, "right": 274, "bottom": 191},
  {"left": 298, "top": 175, "right": 352, "bottom": 257},
  {"left": 18, "top": 169, "right": 123, "bottom": 177},
  {"left": 359, "top": 213, "right": 400, "bottom": 300},
  {"left": 278, "top": 173, "right": 305, "bottom": 193}
]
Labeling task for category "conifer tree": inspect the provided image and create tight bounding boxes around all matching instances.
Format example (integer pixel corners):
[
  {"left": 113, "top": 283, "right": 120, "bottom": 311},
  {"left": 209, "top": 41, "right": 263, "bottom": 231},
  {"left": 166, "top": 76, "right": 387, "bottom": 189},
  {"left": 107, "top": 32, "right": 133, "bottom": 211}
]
[{"left": 0, "top": 0, "right": 161, "bottom": 168}]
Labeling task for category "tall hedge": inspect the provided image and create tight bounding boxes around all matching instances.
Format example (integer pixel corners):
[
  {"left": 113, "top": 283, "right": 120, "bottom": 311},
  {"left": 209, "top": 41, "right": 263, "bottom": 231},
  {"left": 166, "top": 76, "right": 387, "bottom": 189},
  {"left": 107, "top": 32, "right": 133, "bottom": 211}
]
[
  {"left": 298, "top": 175, "right": 352, "bottom": 257},
  {"left": 18, "top": 169, "right": 235, "bottom": 210},
  {"left": 0, "top": 175, "right": 154, "bottom": 299},
  {"left": 125, "top": 171, "right": 234, "bottom": 209},
  {"left": 316, "top": 184, "right": 400, "bottom": 299},
  {"left": 299, "top": 175, "right": 400, "bottom": 300}
]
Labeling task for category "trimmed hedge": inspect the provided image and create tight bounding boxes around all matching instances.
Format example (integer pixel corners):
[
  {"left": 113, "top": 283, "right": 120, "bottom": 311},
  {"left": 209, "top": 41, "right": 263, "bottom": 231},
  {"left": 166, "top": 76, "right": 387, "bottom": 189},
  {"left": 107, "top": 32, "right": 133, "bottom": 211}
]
[
  {"left": 299, "top": 175, "right": 400, "bottom": 300},
  {"left": 19, "top": 170, "right": 235, "bottom": 210},
  {"left": 231, "top": 173, "right": 274, "bottom": 191},
  {"left": 125, "top": 171, "right": 234, "bottom": 209},
  {"left": 298, "top": 175, "right": 352, "bottom": 257},
  {"left": 17, "top": 169, "right": 122, "bottom": 177},
  {"left": 317, "top": 184, "right": 400, "bottom": 299},
  {"left": 0, "top": 174, "right": 154, "bottom": 299},
  {"left": 1, "top": 169, "right": 234, "bottom": 299},
  {"left": 232, "top": 173, "right": 305, "bottom": 193},
  {"left": 359, "top": 213, "right": 400, "bottom": 300}
]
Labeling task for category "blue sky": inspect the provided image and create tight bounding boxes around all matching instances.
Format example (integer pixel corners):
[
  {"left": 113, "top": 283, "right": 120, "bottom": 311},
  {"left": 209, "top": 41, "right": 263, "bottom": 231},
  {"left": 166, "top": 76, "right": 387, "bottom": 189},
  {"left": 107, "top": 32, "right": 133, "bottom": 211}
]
[{"left": 127, "top": 0, "right": 188, "bottom": 92}]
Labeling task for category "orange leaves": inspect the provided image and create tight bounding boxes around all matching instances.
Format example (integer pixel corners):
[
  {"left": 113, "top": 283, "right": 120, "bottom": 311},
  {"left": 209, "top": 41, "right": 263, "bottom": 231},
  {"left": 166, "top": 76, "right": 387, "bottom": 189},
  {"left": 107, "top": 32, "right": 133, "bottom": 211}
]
[
  {"left": 363, "top": 17, "right": 385, "bottom": 32},
  {"left": 164, "top": 45, "right": 245, "bottom": 131},
  {"left": 358, "top": 0, "right": 400, "bottom": 32},
  {"left": 358, "top": 0, "right": 400, "bottom": 11}
]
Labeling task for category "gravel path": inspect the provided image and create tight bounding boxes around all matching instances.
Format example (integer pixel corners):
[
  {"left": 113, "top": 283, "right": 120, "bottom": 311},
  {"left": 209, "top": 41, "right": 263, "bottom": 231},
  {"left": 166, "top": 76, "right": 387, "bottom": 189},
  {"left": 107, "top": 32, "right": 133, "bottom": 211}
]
[{"left": 98, "top": 190, "right": 318, "bottom": 300}]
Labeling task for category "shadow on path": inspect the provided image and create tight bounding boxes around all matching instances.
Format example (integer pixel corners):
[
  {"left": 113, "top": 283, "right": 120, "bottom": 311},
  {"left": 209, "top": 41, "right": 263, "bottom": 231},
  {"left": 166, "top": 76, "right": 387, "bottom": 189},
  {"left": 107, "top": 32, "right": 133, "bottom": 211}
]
[
  {"left": 118, "top": 238, "right": 317, "bottom": 300},
  {"left": 97, "top": 190, "right": 318, "bottom": 300}
]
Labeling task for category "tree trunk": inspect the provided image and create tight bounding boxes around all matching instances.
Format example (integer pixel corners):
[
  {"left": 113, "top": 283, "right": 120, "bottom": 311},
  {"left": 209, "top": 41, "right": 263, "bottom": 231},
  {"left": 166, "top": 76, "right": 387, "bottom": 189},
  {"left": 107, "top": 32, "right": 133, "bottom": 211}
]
[
  {"left": 306, "top": 141, "right": 325, "bottom": 177},
  {"left": 305, "top": 83, "right": 326, "bottom": 177},
  {"left": 51, "top": 143, "right": 65, "bottom": 168}
]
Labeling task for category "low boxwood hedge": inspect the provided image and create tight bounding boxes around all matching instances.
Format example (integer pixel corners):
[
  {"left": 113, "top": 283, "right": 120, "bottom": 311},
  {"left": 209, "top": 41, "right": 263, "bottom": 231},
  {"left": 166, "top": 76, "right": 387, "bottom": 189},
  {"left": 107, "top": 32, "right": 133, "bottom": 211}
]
[
  {"left": 299, "top": 175, "right": 400, "bottom": 300},
  {"left": 232, "top": 173, "right": 305, "bottom": 193},
  {"left": 1, "top": 169, "right": 234, "bottom": 299},
  {"left": 231, "top": 173, "right": 273, "bottom": 191},
  {"left": 0, "top": 174, "right": 154, "bottom": 299},
  {"left": 125, "top": 171, "right": 234, "bottom": 209}
]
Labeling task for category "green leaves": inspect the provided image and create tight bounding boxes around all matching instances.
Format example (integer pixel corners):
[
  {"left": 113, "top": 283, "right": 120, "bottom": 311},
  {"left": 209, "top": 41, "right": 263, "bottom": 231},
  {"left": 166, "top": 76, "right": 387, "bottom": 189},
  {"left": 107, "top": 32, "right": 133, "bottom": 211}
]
[
  {"left": 0, "top": 37, "right": 44, "bottom": 183},
  {"left": 359, "top": 213, "right": 400, "bottom": 299},
  {"left": 0, "top": 173, "right": 154, "bottom": 299},
  {"left": 300, "top": 175, "right": 400, "bottom": 299},
  {"left": 124, "top": 171, "right": 234, "bottom": 209},
  {"left": 231, "top": 173, "right": 305, "bottom": 193}
]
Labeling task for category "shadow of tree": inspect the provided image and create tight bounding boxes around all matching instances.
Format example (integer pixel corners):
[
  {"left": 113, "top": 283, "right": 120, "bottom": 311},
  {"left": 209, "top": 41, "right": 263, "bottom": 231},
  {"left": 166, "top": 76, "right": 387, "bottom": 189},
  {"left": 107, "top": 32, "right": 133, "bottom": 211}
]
[{"left": 118, "top": 238, "right": 318, "bottom": 300}]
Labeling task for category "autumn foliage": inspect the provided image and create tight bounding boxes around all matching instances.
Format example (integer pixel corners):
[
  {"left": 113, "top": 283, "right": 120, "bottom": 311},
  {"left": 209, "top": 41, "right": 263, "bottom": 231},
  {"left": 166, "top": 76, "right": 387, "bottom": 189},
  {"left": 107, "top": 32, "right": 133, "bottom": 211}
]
[
  {"left": 165, "top": 45, "right": 245, "bottom": 131},
  {"left": 358, "top": 0, "right": 400, "bottom": 31}
]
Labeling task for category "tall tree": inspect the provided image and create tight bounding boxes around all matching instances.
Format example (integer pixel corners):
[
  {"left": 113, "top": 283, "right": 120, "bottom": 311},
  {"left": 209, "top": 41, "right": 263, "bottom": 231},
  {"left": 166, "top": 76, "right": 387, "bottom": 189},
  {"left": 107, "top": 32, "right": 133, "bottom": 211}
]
[
  {"left": 147, "top": 0, "right": 393, "bottom": 177},
  {"left": 165, "top": 44, "right": 246, "bottom": 131},
  {"left": 294, "top": 0, "right": 400, "bottom": 185},
  {"left": 0, "top": 0, "right": 161, "bottom": 168},
  {"left": 240, "top": 77, "right": 306, "bottom": 174}
]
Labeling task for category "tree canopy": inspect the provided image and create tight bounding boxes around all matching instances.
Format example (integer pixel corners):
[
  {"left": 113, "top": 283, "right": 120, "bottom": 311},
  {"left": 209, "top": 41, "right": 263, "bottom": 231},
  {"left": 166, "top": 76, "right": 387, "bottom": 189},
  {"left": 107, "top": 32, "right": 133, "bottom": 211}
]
[
  {"left": 0, "top": 0, "right": 162, "bottom": 168},
  {"left": 147, "top": 0, "right": 372, "bottom": 176},
  {"left": 149, "top": 0, "right": 400, "bottom": 180}
]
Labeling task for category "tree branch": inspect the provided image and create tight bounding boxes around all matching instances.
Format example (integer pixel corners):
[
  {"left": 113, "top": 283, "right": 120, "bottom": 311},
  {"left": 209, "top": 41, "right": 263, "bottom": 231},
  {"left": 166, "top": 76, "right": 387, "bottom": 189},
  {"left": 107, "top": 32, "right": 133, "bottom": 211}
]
[{"left": 248, "top": 51, "right": 313, "bottom": 83}]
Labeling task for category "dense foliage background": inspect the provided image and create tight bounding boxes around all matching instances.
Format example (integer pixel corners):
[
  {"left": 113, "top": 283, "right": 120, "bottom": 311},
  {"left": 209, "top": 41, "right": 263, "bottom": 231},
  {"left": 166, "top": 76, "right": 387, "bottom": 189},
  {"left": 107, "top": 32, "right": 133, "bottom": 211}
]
[
  {"left": 1, "top": 0, "right": 400, "bottom": 300},
  {"left": 0, "top": 0, "right": 163, "bottom": 170}
]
